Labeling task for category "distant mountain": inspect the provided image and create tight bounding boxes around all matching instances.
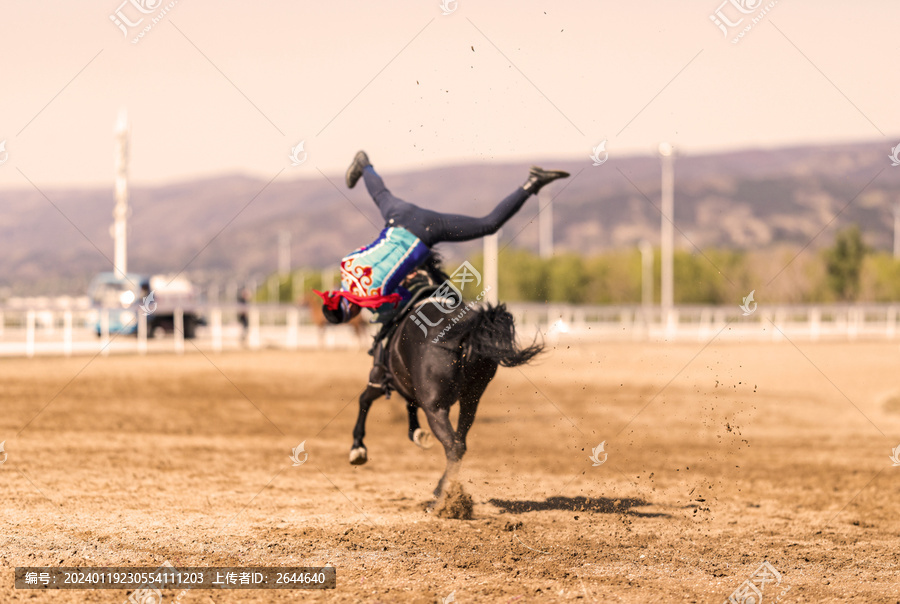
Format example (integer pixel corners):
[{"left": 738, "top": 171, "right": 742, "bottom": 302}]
[{"left": 2, "top": 140, "right": 899, "bottom": 295}]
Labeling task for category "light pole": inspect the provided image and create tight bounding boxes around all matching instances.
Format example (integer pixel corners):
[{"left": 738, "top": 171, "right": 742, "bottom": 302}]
[
  {"left": 483, "top": 231, "right": 499, "bottom": 304},
  {"left": 112, "top": 108, "right": 129, "bottom": 279},
  {"left": 658, "top": 142, "right": 675, "bottom": 312}
]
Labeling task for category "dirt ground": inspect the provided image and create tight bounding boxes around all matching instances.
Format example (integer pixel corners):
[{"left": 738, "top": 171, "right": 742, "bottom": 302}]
[{"left": 2, "top": 338, "right": 899, "bottom": 603}]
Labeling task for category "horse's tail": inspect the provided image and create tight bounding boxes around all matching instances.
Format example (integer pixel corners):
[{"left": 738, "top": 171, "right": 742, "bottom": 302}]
[{"left": 467, "top": 303, "right": 543, "bottom": 367}]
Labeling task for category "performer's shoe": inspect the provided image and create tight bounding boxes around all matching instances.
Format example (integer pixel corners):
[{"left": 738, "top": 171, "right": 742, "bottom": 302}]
[
  {"left": 523, "top": 166, "right": 570, "bottom": 193},
  {"left": 345, "top": 150, "right": 371, "bottom": 189},
  {"left": 367, "top": 341, "right": 388, "bottom": 389}
]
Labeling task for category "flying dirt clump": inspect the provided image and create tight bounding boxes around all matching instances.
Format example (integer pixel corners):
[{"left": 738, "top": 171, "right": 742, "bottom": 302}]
[{"left": 434, "top": 482, "right": 473, "bottom": 520}]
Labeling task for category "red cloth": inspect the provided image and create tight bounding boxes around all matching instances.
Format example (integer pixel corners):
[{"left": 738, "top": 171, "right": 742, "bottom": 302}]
[{"left": 313, "top": 289, "right": 402, "bottom": 311}]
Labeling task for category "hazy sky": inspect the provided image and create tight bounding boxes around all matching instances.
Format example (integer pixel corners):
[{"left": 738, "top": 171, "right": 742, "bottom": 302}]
[{"left": 0, "top": 0, "right": 897, "bottom": 188}]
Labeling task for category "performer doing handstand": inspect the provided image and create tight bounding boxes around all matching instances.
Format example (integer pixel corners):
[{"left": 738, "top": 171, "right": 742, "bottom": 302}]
[{"left": 316, "top": 151, "right": 570, "bottom": 324}]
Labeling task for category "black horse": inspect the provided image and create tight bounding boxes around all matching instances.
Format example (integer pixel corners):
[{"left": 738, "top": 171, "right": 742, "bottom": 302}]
[{"left": 348, "top": 256, "right": 543, "bottom": 500}]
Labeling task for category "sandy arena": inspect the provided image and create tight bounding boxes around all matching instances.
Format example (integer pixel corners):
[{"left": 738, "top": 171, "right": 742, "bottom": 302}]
[{"left": 2, "top": 339, "right": 899, "bottom": 602}]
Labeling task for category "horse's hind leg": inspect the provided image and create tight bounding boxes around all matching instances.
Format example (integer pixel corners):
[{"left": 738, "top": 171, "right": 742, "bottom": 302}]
[
  {"left": 350, "top": 384, "right": 383, "bottom": 465},
  {"left": 455, "top": 395, "right": 479, "bottom": 453},
  {"left": 457, "top": 360, "right": 496, "bottom": 446},
  {"left": 407, "top": 403, "right": 433, "bottom": 449},
  {"left": 429, "top": 362, "right": 495, "bottom": 496},
  {"left": 430, "top": 375, "right": 492, "bottom": 490},
  {"left": 421, "top": 404, "right": 465, "bottom": 498}
]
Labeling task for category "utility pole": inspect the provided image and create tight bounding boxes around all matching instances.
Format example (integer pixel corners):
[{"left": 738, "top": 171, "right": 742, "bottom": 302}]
[
  {"left": 639, "top": 240, "right": 653, "bottom": 308},
  {"left": 894, "top": 202, "right": 900, "bottom": 259}
]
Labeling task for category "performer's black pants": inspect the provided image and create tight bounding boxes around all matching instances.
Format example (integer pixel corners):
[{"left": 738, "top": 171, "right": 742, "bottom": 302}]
[{"left": 363, "top": 167, "right": 531, "bottom": 246}]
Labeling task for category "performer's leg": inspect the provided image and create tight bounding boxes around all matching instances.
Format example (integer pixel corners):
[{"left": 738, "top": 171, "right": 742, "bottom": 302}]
[
  {"left": 346, "top": 150, "right": 568, "bottom": 245},
  {"left": 345, "top": 151, "right": 417, "bottom": 221},
  {"left": 411, "top": 166, "right": 570, "bottom": 245},
  {"left": 362, "top": 166, "right": 428, "bottom": 225},
  {"left": 417, "top": 187, "right": 531, "bottom": 244},
  {"left": 362, "top": 167, "right": 398, "bottom": 210}
]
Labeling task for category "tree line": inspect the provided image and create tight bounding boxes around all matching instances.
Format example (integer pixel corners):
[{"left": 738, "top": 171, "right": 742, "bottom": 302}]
[{"left": 261, "top": 225, "right": 900, "bottom": 305}]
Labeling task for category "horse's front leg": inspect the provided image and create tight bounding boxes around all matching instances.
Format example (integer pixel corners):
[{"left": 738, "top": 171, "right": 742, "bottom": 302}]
[{"left": 350, "top": 383, "right": 383, "bottom": 465}]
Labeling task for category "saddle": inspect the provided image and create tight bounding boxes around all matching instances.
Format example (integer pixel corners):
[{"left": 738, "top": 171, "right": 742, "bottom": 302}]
[{"left": 366, "top": 269, "right": 441, "bottom": 397}]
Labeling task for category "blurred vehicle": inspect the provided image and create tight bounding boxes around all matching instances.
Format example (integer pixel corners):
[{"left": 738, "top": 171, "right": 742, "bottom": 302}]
[{"left": 87, "top": 272, "right": 202, "bottom": 338}]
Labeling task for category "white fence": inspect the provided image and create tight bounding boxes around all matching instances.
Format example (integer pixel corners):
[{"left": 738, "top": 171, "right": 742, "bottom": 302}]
[
  {"left": 510, "top": 303, "right": 900, "bottom": 343},
  {"left": 1, "top": 302, "right": 899, "bottom": 357},
  {"left": 0, "top": 304, "right": 370, "bottom": 357}
]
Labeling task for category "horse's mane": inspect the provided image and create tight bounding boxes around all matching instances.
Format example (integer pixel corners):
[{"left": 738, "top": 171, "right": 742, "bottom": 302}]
[{"left": 421, "top": 250, "right": 450, "bottom": 283}]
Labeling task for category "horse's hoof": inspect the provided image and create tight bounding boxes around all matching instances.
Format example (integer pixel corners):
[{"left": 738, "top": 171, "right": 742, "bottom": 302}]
[
  {"left": 349, "top": 447, "right": 368, "bottom": 465},
  {"left": 413, "top": 428, "right": 434, "bottom": 450}
]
